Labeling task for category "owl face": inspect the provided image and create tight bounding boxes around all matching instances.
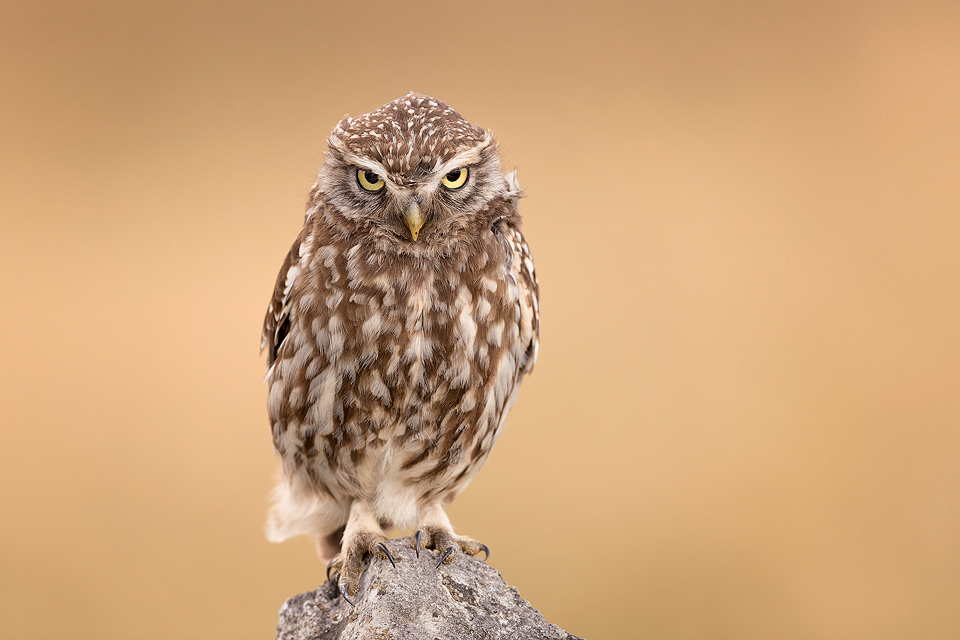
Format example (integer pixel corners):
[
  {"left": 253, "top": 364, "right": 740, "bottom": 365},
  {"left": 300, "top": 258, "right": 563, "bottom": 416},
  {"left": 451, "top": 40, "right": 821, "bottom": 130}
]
[{"left": 314, "top": 94, "right": 508, "bottom": 253}]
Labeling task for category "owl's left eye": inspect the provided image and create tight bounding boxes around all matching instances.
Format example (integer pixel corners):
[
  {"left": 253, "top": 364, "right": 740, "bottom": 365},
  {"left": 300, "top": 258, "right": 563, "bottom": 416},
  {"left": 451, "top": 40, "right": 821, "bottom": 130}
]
[
  {"left": 441, "top": 167, "right": 469, "bottom": 190},
  {"left": 357, "top": 169, "right": 385, "bottom": 192}
]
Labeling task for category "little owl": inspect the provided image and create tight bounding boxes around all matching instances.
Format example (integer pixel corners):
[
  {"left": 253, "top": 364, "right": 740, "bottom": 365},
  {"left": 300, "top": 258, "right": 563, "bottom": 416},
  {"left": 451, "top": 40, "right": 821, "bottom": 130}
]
[{"left": 261, "top": 93, "right": 539, "bottom": 602}]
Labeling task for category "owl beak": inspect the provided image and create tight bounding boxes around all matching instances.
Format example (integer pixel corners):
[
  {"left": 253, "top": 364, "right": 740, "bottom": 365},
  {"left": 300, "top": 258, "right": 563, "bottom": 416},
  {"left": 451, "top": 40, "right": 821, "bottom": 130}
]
[{"left": 404, "top": 200, "right": 426, "bottom": 241}]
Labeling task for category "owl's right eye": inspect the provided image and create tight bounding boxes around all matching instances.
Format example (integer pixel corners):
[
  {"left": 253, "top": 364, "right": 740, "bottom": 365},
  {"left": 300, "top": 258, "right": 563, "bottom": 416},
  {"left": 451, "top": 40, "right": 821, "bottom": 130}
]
[{"left": 357, "top": 169, "right": 385, "bottom": 192}]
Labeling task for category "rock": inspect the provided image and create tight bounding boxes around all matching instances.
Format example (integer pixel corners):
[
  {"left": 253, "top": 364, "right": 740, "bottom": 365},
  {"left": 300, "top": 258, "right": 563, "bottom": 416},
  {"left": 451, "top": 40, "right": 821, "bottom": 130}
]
[{"left": 276, "top": 536, "right": 582, "bottom": 640}]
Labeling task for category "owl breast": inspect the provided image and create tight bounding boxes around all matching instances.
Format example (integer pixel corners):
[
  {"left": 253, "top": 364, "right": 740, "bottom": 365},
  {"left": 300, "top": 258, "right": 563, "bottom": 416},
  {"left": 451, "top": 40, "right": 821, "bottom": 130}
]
[{"left": 266, "top": 217, "right": 531, "bottom": 527}]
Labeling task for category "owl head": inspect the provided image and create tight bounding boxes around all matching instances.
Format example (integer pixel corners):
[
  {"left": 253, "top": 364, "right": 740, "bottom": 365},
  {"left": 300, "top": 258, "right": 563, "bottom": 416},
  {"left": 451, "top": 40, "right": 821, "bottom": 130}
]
[{"left": 312, "top": 93, "right": 519, "bottom": 255}]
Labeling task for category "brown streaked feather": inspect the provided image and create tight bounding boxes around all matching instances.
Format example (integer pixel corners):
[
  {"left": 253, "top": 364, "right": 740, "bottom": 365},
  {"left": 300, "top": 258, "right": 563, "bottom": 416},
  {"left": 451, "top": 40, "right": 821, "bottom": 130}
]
[{"left": 262, "top": 226, "right": 312, "bottom": 368}]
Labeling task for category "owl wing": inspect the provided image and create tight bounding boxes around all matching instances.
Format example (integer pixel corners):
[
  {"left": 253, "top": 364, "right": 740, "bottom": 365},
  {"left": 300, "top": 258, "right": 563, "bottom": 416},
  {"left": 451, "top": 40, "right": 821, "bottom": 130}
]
[
  {"left": 503, "top": 221, "right": 540, "bottom": 376},
  {"left": 261, "top": 226, "right": 311, "bottom": 370}
]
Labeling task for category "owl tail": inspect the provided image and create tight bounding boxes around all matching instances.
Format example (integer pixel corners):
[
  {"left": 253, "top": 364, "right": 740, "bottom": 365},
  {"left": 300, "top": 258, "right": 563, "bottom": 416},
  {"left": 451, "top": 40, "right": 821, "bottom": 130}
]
[{"left": 265, "top": 473, "right": 347, "bottom": 560}]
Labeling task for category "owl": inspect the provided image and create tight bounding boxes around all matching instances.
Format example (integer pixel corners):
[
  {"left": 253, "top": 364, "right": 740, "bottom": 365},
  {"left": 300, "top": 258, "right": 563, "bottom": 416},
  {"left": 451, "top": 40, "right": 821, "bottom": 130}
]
[{"left": 261, "top": 93, "right": 539, "bottom": 603}]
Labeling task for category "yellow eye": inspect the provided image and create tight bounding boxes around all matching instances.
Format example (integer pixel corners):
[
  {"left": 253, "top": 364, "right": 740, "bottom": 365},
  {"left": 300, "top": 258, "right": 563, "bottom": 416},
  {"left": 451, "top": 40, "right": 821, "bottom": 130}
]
[
  {"left": 357, "top": 168, "right": 385, "bottom": 192},
  {"left": 441, "top": 167, "right": 469, "bottom": 190}
]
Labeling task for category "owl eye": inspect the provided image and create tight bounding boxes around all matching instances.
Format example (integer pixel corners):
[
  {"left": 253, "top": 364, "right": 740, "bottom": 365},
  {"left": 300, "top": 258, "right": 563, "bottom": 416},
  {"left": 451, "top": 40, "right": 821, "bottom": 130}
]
[
  {"left": 441, "top": 167, "right": 469, "bottom": 190},
  {"left": 357, "top": 169, "right": 385, "bottom": 192}
]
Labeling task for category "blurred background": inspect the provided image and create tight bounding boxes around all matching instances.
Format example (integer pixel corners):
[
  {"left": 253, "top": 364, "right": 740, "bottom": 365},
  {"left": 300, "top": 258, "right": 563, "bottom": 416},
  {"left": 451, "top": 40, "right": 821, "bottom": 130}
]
[{"left": 1, "top": 1, "right": 959, "bottom": 638}]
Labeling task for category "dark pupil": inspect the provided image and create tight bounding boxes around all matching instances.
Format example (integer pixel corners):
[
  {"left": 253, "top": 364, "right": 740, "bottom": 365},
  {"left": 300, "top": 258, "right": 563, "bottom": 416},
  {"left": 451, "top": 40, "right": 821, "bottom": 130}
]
[
  {"left": 446, "top": 169, "right": 462, "bottom": 181},
  {"left": 364, "top": 171, "right": 380, "bottom": 183}
]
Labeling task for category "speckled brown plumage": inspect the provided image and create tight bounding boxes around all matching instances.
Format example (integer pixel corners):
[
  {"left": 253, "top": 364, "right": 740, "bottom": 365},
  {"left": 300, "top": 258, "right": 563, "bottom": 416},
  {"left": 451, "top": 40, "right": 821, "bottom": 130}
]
[{"left": 261, "top": 93, "right": 539, "bottom": 600}]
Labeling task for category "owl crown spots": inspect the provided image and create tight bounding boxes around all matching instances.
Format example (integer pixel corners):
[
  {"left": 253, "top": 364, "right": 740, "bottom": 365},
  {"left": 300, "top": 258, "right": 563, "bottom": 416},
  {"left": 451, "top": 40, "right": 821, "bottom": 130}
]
[{"left": 332, "top": 92, "right": 488, "bottom": 178}]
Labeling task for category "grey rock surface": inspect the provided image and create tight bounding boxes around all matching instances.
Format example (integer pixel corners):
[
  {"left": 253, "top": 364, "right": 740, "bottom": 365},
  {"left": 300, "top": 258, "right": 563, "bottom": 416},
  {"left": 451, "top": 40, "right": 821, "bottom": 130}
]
[{"left": 276, "top": 536, "right": 582, "bottom": 640}]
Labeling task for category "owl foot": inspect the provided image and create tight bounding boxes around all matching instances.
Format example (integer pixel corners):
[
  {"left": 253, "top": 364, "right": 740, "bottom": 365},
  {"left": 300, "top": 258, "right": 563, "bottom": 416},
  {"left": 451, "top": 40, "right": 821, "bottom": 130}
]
[
  {"left": 414, "top": 526, "right": 490, "bottom": 567},
  {"left": 326, "top": 540, "right": 396, "bottom": 579},
  {"left": 326, "top": 532, "right": 396, "bottom": 605}
]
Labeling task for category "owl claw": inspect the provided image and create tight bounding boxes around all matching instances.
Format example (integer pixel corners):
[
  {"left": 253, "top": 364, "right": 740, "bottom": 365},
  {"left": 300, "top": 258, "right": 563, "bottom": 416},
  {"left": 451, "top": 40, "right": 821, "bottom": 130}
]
[
  {"left": 338, "top": 582, "right": 356, "bottom": 607},
  {"left": 326, "top": 554, "right": 344, "bottom": 581},
  {"left": 376, "top": 541, "right": 397, "bottom": 568},
  {"left": 414, "top": 529, "right": 423, "bottom": 558},
  {"left": 478, "top": 542, "right": 491, "bottom": 562},
  {"left": 436, "top": 546, "right": 456, "bottom": 567}
]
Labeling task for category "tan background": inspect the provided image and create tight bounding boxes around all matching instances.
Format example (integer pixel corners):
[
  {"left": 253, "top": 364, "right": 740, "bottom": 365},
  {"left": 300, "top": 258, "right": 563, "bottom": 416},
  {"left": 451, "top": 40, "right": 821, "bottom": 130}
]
[{"left": 2, "top": 1, "right": 959, "bottom": 638}]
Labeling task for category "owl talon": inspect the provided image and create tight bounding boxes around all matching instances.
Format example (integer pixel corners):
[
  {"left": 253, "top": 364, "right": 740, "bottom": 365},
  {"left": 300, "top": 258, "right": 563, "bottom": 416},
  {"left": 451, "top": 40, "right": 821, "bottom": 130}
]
[
  {"left": 436, "top": 546, "right": 456, "bottom": 567},
  {"left": 338, "top": 582, "right": 356, "bottom": 607},
  {"left": 478, "top": 542, "right": 491, "bottom": 562},
  {"left": 326, "top": 555, "right": 343, "bottom": 581},
  {"left": 414, "top": 530, "right": 423, "bottom": 558},
  {"left": 376, "top": 541, "right": 397, "bottom": 568}
]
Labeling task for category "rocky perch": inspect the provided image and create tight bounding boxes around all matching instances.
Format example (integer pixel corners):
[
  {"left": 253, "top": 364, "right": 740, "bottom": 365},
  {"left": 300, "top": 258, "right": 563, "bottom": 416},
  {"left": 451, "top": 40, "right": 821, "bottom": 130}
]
[{"left": 276, "top": 535, "right": 582, "bottom": 640}]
